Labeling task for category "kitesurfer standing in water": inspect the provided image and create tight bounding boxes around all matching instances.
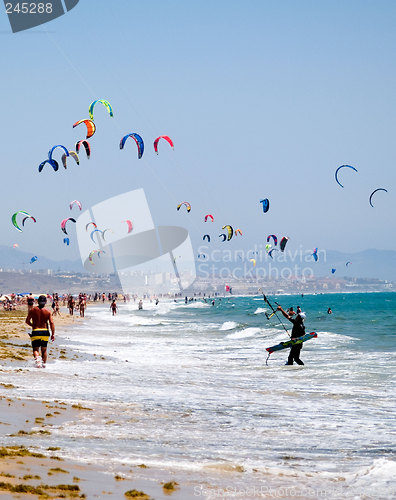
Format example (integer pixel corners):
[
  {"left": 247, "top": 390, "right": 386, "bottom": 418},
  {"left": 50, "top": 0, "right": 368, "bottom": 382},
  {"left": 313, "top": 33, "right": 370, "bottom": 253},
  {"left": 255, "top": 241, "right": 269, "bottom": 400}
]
[{"left": 277, "top": 305, "right": 305, "bottom": 365}]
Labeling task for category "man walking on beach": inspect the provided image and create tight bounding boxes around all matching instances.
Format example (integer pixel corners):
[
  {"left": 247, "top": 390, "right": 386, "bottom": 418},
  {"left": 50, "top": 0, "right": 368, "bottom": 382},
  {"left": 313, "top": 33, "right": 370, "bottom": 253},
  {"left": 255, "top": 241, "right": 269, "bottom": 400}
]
[
  {"left": 25, "top": 295, "right": 55, "bottom": 368},
  {"left": 79, "top": 293, "right": 86, "bottom": 317}
]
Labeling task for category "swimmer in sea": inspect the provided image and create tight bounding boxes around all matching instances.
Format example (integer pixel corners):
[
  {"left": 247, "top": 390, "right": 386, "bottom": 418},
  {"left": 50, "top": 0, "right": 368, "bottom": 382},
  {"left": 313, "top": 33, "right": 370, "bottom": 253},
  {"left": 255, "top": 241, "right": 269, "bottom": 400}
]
[{"left": 110, "top": 299, "right": 117, "bottom": 315}]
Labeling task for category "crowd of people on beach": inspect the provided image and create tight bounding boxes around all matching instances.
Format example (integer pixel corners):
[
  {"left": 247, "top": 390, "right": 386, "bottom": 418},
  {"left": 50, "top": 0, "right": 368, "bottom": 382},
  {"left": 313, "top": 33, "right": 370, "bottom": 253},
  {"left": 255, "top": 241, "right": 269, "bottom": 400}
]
[
  {"left": 0, "top": 290, "right": 168, "bottom": 311},
  {"left": 1, "top": 291, "right": 128, "bottom": 312},
  {"left": 1, "top": 289, "right": 229, "bottom": 319},
  {"left": 1, "top": 290, "right": 174, "bottom": 318}
]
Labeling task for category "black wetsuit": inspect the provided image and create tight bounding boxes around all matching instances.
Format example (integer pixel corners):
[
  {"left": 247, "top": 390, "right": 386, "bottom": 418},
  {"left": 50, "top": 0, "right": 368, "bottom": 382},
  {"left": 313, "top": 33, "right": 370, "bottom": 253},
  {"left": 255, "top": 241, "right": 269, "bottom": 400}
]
[{"left": 286, "top": 318, "right": 305, "bottom": 365}]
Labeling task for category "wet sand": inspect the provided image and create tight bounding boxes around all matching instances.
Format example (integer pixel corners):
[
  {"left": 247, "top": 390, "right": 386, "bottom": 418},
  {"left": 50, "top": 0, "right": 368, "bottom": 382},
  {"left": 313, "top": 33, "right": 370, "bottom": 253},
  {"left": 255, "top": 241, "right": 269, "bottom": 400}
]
[{"left": 0, "top": 307, "right": 200, "bottom": 499}]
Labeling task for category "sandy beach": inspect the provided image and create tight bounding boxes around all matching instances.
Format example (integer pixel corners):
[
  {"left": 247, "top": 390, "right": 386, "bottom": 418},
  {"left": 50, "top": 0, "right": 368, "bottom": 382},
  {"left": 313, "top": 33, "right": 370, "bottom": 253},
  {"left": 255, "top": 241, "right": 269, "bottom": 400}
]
[{"left": 0, "top": 306, "right": 198, "bottom": 499}]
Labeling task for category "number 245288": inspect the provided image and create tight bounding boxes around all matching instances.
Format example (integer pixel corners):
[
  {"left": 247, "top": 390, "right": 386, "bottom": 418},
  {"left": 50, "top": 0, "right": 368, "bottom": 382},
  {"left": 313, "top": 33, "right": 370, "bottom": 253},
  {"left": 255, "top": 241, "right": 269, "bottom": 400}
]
[{"left": 5, "top": 3, "right": 53, "bottom": 14}]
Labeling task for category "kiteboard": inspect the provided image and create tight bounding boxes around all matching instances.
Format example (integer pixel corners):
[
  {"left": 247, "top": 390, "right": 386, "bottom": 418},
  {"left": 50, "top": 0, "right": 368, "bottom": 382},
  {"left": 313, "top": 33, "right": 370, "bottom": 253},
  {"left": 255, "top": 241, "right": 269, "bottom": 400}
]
[{"left": 266, "top": 332, "right": 317, "bottom": 354}]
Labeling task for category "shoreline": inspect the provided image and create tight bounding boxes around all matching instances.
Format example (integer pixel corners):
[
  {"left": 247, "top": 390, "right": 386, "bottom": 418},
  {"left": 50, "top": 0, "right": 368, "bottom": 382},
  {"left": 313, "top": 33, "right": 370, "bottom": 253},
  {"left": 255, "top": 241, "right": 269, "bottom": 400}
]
[
  {"left": 1, "top": 305, "right": 243, "bottom": 500},
  {"left": 0, "top": 306, "right": 199, "bottom": 499},
  {"left": 2, "top": 298, "right": 393, "bottom": 499}
]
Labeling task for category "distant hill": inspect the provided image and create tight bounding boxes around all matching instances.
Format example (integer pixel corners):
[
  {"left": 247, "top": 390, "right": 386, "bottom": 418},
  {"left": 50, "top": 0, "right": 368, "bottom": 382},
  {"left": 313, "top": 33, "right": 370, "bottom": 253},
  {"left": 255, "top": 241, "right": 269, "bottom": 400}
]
[
  {"left": 0, "top": 270, "right": 122, "bottom": 295},
  {"left": 305, "top": 249, "right": 396, "bottom": 281},
  {"left": 195, "top": 248, "right": 396, "bottom": 282},
  {"left": 0, "top": 245, "right": 85, "bottom": 273}
]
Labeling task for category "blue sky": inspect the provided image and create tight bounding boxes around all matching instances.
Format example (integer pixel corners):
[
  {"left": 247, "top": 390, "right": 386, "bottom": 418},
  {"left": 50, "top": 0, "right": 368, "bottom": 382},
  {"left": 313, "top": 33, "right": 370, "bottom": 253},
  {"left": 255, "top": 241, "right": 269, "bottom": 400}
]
[{"left": 1, "top": 0, "right": 395, "bottom": 265}]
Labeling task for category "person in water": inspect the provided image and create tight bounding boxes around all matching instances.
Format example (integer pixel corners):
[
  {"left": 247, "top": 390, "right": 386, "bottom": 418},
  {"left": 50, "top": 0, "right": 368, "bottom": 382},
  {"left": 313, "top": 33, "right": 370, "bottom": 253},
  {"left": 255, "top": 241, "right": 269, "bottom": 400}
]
[
  {"left": 110, "top": 299, "right": 117, "bottom": 315},
  {"left": 327, "top": 307, "right": 332, "bottom": 314},
  {"left": 25, "top": 295, "right": 55, "bottom": 368},
  {"left": 277, "top": 305, "right": 305, "bottom": 365},
  {"left": 138, "top": 299, "right": 143, "bottom": 310}
]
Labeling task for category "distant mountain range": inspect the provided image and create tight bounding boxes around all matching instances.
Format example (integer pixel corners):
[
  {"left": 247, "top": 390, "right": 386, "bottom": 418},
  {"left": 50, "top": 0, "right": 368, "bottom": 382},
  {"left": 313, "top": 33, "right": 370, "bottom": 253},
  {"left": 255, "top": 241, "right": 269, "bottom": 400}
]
[
  {"left": 0, "top": 246, "right": 395, "bottom": 281},
  {"left": 0, "top": 246, "right": 85, "bottom": 273},
  {"left": 196, "top": 248, "right": 396, "bottom": 282},
  {"left": 300, "top": 249, "right": 396, "bottom": 281}
]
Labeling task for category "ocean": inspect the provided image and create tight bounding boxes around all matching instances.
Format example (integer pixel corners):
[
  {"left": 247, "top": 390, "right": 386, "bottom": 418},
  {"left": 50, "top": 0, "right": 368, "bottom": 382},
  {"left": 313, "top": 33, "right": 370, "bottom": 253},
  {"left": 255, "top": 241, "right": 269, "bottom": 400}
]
[{"left": 3, "top": 292, "right": 396, "bottom": 499}]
